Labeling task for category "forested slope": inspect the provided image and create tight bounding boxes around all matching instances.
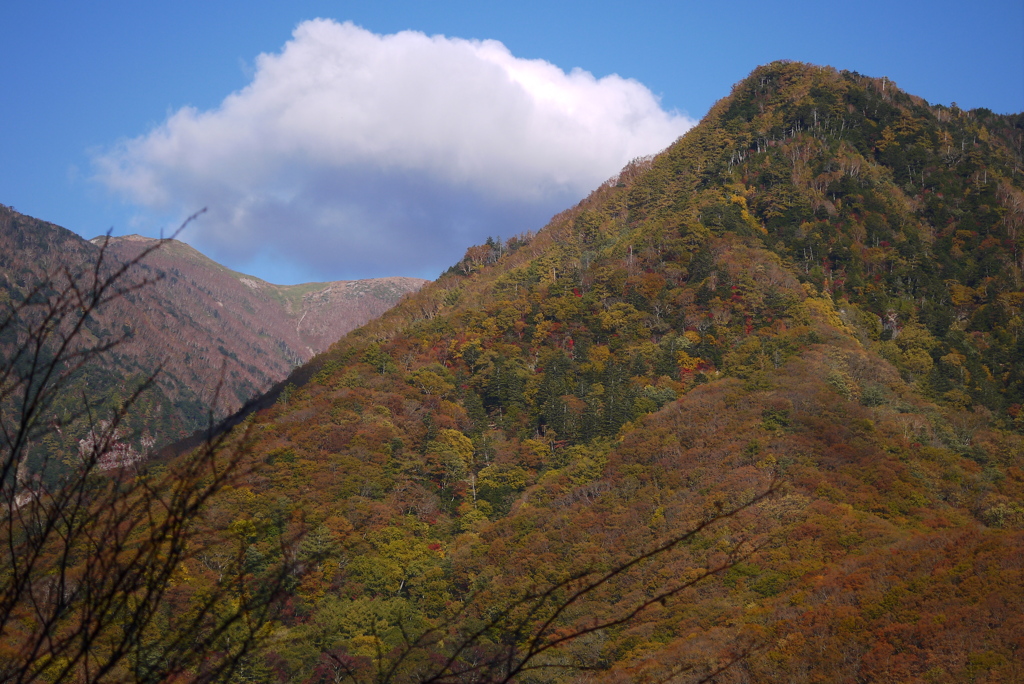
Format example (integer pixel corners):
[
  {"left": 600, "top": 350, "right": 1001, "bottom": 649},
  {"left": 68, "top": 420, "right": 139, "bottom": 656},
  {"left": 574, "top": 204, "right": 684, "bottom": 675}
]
[
  {"left": 0, "top": 208, "right": 425, "bottom": 464},
  {"left": 168, "top": 62, "right": 1024, "bottom": 682}
]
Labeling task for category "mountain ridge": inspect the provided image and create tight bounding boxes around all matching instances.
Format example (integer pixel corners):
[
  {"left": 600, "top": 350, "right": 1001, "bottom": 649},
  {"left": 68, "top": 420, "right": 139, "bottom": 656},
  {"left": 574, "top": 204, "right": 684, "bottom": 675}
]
[
  {"left": 0, "top": 205, "right": 426, "bottom": 456},
  {"left": 94, "top": 232, "right": 428, "bottom": 358}
]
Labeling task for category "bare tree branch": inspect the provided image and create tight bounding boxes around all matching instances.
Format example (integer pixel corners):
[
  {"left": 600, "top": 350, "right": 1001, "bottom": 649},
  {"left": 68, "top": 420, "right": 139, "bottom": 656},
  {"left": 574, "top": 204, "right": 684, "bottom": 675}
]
[{"left": 0, "top": 209, "right": 280, "bottom": 683}]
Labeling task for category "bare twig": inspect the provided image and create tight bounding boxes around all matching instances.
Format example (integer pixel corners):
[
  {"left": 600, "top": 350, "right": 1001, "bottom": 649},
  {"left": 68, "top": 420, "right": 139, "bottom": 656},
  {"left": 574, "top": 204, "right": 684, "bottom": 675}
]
[{"left": 0, "top": 209, "right": 280, "bottom": 683}]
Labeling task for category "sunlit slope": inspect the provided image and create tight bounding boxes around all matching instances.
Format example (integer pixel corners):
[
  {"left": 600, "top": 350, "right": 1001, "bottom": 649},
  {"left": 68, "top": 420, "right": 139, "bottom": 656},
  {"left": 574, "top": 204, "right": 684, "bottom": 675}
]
[{"left": 190, "top": 62, "right": 1024, "bottom": 682}]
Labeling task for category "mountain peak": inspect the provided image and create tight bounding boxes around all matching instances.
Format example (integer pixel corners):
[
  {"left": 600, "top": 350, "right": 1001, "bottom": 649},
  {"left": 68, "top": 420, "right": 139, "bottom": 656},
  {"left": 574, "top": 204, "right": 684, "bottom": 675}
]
[
  {"left": 89, "top": 233, "right": 153, "bottom": 244},
  {"left": 185, "top": 64, "right": 1024, "bottom": 681}
]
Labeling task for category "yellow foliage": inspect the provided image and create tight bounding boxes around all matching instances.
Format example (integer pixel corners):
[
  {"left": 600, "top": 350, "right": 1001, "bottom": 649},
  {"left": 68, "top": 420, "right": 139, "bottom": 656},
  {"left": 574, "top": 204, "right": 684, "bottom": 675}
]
[
  {"left": 676, "top": 350, "right": 701, "bottom": 371},
  {"left": 532, "top": 315, "right": 555, "bottom": 344},
  {"left": 599, "top": 302, "right": 648, "bottom": 339},
  {"left": 431, "top": 429, "right": 474, "bottom": 467},
  {"left": 228, "top": 518, "right": 258, "bottom": 543},
  {"left": 477, "top": 462, "right": 528, "bottom": 491},
  {"left": 349, "top": 635, "right": 384, "bottom": 658},
  {"left": 522, "top": 438, "right": 551, "bottom": 463},
  {"left": 564, "top": 444, "right": 608, "bottom": 486},
  {"left": 948, "top": 281, "right": 978, "bottom": 308},
  {"left": 586, "top": 345, "right": 611, "bottom": 373},
  {"left": 802, "top": 295, "right": 851, "bottom": 333},
  {"left": 941, "top": 351, "right": 966, "bottom": 367},
  {"left": 409, "top": 369, "right": 455, "bottom": 397},
  {"left": 876, "top": 125, "right": 898, "bottom": 152}
]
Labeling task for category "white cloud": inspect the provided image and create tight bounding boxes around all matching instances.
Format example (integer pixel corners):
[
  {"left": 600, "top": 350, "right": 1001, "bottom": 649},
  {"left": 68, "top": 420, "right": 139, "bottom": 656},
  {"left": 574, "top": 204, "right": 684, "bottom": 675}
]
[{"left": 95, "top": 20, "right": 694, "bottom": 281}]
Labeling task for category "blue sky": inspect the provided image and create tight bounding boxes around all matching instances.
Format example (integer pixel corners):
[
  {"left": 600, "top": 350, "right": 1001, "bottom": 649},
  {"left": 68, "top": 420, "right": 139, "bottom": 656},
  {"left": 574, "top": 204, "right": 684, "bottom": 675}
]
[{"left": 2, "top": 0, "right": 1022, "bottom": 283}]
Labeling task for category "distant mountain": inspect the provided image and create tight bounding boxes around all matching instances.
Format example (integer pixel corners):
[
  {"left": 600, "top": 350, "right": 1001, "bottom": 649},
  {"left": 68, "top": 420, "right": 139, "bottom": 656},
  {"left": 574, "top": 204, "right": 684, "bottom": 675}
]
[
  {"left": 0, "top": 205, "right": 426, "bottom": 453},
  {"left": 164, "top": 62, "right": 1024, "bottom": 682},
  {"left": 95, "top": 233, "right": 428, "bottom": 370}
]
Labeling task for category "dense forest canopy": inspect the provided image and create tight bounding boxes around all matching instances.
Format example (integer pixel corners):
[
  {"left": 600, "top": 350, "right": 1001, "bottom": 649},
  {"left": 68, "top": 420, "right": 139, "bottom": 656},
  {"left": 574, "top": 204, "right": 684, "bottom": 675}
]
[{"left": 181, "top": 61, "right": 1023, "bottom": 682}]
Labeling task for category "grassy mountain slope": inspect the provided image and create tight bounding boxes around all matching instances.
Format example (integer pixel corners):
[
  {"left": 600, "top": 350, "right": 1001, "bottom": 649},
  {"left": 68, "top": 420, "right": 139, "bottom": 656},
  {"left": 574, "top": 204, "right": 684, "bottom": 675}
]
[
  {"left": 0, "top": 208, "right": 426, "bottom": 458},
  {"left": 153, "top": 62, "right": 1024, "bottom": 682}
]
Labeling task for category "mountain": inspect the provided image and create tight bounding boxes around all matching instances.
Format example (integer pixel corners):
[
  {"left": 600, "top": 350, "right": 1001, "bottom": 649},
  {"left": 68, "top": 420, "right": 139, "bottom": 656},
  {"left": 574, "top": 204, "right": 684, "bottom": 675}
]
[
  {"left": 95, "top": 235, "right": 428, "bottom": 364},
  {"left": 174, "top": 61, "right": 1024, "bottom": 682},
  {"left": 17, "top": 61, "right": 1024, "bottom": 681},
  {"left": 0, "top": 206, "right": 426, "bottom": 455}
]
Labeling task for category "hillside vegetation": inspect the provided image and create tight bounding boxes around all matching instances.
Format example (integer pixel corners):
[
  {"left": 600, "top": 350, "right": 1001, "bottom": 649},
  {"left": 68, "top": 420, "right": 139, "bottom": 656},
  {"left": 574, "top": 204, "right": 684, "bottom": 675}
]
[
  {"left": 0, "top": 210, "right": 425, "bottom": 465},
  {"left": 45, "top": 62, "right": 1024, "bottom": 682}
]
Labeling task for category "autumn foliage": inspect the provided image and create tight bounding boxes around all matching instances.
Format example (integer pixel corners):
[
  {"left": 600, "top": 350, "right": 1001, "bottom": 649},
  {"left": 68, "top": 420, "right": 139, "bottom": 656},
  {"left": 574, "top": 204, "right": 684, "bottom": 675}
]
[{"left": 14, "top": 62, "right": 1024, "bottom": 682}]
